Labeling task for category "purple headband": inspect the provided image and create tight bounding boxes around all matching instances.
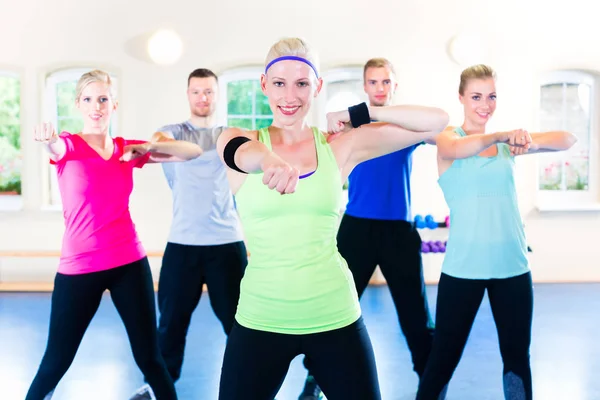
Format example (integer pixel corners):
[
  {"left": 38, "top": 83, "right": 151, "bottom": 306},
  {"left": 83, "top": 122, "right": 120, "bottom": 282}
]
[{"left": 265, "top": 56, "right": 319, "bottom": 78}]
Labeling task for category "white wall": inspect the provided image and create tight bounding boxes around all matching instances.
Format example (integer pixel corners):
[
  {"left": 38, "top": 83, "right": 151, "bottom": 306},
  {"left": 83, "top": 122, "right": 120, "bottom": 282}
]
[{"left": 1, "top": 0, "right": 600, "bottom": 284}]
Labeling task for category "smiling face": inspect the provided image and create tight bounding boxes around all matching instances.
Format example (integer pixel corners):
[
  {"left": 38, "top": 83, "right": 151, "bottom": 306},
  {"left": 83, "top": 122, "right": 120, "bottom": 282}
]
[
  {"left": 76, "top": 81, "right": 117, "bottom": 133},
  {"left": 363, "top": 66, "right": 397, "bottom": 107},
  {"left": 187, "top": 76, "right": 218, "bottom": 118},
  {"left": 459, "top": 77, "right": 497, "bottom": 128},
  {"left": 261, "top": 59, "right": 322, "bottom": 127}
]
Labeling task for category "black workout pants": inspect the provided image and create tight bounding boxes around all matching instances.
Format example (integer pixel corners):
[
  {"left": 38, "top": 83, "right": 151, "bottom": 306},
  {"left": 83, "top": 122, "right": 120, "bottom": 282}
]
[
  {"left": 26, "top": 258, "right": 177, "bottom": 400},
  {"left": 156, "top": 241, "right": 247, "bottom": 381},
  {"left": 417, "top": 272, "right": 533, "bottom": 400},
  {"left": 219, "top": 317, "right": 381, "bottom": 400}
]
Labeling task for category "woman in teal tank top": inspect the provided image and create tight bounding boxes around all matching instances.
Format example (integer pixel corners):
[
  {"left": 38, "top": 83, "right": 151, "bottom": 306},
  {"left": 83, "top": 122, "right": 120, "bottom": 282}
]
[
  {"left": 214, "top": 37, "right": 449, "bottom": 400},
  {"left": 416, "top": 65, "right": 577, "bottom": 400}
]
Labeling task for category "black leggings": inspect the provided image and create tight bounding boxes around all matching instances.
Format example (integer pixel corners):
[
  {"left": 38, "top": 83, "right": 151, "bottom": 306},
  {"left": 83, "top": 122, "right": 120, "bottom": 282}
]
[
  {"left": 219, "top": 317, "right": 381, "bottom": 400},
  {"left": 336, "top": 214, "right": 434, "bottom": 377},
  {"left": 25, "top": 258, "right": 177, "bottom": 400},
  {"left": 417, "top": 272, "right": 533, "bottom": 400},
  {"left": 157, "top": 241, "right": 247, "bottom": 381}
]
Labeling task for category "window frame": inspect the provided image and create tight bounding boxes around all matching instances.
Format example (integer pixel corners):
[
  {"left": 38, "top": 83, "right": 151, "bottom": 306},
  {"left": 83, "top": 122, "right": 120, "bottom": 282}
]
[
  {"left": 536, "top": 70, "right": 599, "bottom": 211},
  {"left": 0, "top": 69, "right": 23, "bottom": 211},
  {"left": 217, "top": 67, "right": 273, "bottom": 129}
]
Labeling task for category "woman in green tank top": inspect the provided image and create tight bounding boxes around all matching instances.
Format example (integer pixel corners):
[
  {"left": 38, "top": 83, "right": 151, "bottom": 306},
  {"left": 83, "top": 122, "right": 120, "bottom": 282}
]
[
  {"left": 214, "top": 37, "right": 449, "bottom": 400},
  {"left": 416, "top": 65, "right": 576, "bottom": 400}
]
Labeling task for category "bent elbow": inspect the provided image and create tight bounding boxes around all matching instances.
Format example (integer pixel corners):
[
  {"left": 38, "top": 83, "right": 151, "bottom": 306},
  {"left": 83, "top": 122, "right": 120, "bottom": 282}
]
[
  {"left": 564, "top": 131, "right": 578, "bottom": 149},
  {"left": 192, "top": 145, "right": 203, "bottom": 159},
  {"left": 432, "top": 109, "right": 450, "bottom": 134}
]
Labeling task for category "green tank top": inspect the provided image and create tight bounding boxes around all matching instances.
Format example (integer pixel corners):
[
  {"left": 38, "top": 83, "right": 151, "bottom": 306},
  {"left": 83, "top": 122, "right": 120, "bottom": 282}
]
[{"left": 234, "top": 127, "right": 361, "bottom": 334}]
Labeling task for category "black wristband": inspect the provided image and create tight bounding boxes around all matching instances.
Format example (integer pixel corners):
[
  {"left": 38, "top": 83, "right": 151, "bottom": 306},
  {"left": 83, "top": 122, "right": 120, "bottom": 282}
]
[
  {"left": 223, "top": 136, "right": 251, "bottom": 173},
  {"left": 348, "top": 102, "right": 371, "bottom": 128}
]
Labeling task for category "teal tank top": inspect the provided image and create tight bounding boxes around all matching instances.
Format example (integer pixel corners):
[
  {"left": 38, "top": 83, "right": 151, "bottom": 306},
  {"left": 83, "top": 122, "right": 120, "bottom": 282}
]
[
  {"left": 437, "top": 127, "right": 529, "bottom": 279},
  {"left": 233, "top": 127, "right": 361, "bottom": 334}
]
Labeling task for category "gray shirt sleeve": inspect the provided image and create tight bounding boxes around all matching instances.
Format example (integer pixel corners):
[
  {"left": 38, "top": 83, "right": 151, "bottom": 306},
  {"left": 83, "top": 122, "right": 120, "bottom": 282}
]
[{"left": 157, "top": 124, "right": 184, "bottom": 140}]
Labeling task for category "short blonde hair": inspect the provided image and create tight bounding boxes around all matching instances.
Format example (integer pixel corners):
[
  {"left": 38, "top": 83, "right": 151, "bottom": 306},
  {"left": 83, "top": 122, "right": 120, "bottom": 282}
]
[
  {"left": 75, "top": 70, "right": 116, "bottom": 102},
  {"left": 363, "top": 58, "right": 396, "bottom": 81},
  {"left": 459, "top": 64, "right": 496, "bottom": 95},
  {"left": 264, "top": 37, "right": 320, "bottom": 77}
]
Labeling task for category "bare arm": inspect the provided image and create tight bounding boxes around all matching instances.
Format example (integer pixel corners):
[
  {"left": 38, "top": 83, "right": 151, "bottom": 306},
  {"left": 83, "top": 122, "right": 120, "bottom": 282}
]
[
  {"left": 216, "top": 128, "right": 299, "bottom": 195},
  {"left": 368, "top": 105, "right": 450, "bottom": 135},
  {"left": 34, "top": 123, "right": 67, "bottom": 162},
  {"left": 329, "top": 104, "right": 449, "bottom": 171},
  {"left": 144, "top": 131, "right": 203, "bottom": 163},
  {"left": 216, "top": 128, "right": 271, "bottom": 173},
  {"left": 436, "top": 127, "right": 504, "bottom": 160},
  {"left": 524, "top": 131, "right": 577, "bottom": 155},
  {"left": 44, "top": 137, "right": 67, "bottom": 162}
]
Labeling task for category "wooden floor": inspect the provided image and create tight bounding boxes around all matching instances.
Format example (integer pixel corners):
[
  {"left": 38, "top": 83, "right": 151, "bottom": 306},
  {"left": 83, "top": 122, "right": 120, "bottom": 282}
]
[{"left": 0, "top": 283, "right": 598, "bottom": 400}]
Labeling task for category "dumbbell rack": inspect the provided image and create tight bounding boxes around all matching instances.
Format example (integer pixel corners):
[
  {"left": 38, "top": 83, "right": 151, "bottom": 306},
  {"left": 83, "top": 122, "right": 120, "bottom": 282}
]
[
  {"left": 413, "top": 215, "right": 449, "bottom": 254},
  {"left": 414, "top": 215, "right": 533, "bottom": 254}
]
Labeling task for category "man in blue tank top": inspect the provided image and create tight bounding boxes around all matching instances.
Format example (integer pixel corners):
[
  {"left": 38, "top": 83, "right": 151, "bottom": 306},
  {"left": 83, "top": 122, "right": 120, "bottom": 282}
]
[
  {"left": 302, "top": 58, "right": 436, "bottom": 399},
  {"left": 130, "top": 69, "right": 247, "bottom": 400},
  {"left": 349, "top": 57, "right": 435, "bottom": 373}
]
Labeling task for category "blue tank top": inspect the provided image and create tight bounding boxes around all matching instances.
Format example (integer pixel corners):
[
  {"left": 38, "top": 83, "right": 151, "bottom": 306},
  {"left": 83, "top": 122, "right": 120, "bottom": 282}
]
[
  {"left": 437, "top": 127, "right": 529, "bottom": 279},
  {"left": 345, "top": 144, "right": 420, "bottom": 221}
]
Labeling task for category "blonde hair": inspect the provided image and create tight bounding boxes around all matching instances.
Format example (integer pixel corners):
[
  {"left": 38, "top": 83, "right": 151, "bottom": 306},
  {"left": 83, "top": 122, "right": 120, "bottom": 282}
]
[
  {"left": 75, "top": 69, "right": 116, "bottom": 102},
  {"left": 459, "top": 64, "right": 496, "bottom": 95},
  {"left": 363, "top": 58, "right": 396, "bottom": 81},
  {"left": 264, "top": 37, "right": 320, "bottom": 77}
]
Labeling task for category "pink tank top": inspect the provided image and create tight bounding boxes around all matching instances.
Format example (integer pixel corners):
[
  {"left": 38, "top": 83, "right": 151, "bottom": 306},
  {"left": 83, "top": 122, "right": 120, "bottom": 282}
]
[{"left": 51, "top": 132, "right": 151, "bottom": 275}]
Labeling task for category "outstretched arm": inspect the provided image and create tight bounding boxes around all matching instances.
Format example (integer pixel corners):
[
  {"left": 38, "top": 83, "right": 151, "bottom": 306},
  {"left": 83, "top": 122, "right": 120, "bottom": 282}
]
[
  {"left": 147, "top": 131, "right": 203, "bottom": 162},
  {"left": 34, "top": 122, "right": 67, "bottom": 162},
  {"left": 436, "top": 127, "right": 535, "bottom": 160},
  {"left": 216, "top": 128, "right": 299, "bottom": 194},
  {"left": 216, "top": 128, "right": 272, "bottom": 174},
  {"left": 523, "top": 131, "right": 577, "bottom": 155},
  {"left": 122, "top": 131, "right": 203, "bottom": 163},
  {"left": 328, "top": 103, "right": 449, "bottom": 171}
]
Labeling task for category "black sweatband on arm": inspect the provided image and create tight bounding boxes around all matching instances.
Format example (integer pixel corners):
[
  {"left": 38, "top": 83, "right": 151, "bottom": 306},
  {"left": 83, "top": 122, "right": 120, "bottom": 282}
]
[
  {"left": 223, "top": 136, "right": 251, "bottom": 173},
  {"left": 348, "top": 102, "right": 371, "bottom": 128}
]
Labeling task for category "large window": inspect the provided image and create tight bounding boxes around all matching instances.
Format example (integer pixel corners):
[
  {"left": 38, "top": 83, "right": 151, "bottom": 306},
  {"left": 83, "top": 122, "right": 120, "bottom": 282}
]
[
  {"left": 537, "top": 71, "right": 598, "bottom": 210},
  {"left": 0, "top": 71, "right": 22, "bottom": 210},
  {"left": 218, "top": 68, "right": 273, "bottom": 130},
  {"left": 45, "top": 68, "right": 118, "bottom": 207}
]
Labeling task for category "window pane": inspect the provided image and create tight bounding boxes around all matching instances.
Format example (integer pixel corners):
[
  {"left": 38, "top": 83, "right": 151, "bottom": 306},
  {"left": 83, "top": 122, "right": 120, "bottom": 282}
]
[
  {"left": 539, "top": 158, "right": 563, "bottom": 190},
  {"left": 228, "top": 118, "right": 253, "bottom": 130},
  {"left": 56, "top": 81, "right": 78, "bottom": 117},
  {"left": 539, "top": 83, "right": 563, "bottom": 131},
  {"left": 58, "top": 117, "right": 83, "bottom": 136},
  {"left": 538, "top": 80, "right": 592, "bottom": 192},
  {"left": 565, "top": 156, "right": 588, "bottom": 190},
  {"left": 0, "top": 75, "right": 21, "bottom": 195},
  {"left": 227, "top": 80, "right": 254, "bottom": 115},
  {"left": 56, "top": 81, "right": 82, "bottom": 134},
  {"left": 255, "top": 85, "right": 272, "bottom": 115},
  {"left": 564, "top": 83, "right": 590, "bottom": 191},
  {"left": 255, "top": 118, "right": 273, "bottom": 129}
]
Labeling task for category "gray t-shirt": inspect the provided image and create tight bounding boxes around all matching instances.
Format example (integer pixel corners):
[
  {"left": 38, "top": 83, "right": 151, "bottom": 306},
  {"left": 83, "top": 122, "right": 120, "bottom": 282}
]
[{"left": 160, "top": 121, "right": 243, "bottom": 246}]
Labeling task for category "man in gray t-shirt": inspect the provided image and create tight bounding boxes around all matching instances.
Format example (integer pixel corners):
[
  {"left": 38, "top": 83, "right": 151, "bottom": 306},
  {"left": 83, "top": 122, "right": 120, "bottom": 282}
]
[{"left": 131, "top": 69, "right": 247, "bottom": 400}]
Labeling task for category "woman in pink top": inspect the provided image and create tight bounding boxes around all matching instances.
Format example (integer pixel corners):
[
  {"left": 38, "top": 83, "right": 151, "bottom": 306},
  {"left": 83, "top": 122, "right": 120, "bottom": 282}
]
[{"left": 25, "top": 70, "right": 202, "bottom": 400}]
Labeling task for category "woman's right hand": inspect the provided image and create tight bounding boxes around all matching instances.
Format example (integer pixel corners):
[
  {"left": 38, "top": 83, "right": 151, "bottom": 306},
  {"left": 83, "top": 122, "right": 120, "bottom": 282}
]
[
  {"left": 33, "top": 122, "right": 58, "bottom": 144},
  {"left": 260, "top": 152, "right": 299, "bottom": 194}
]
